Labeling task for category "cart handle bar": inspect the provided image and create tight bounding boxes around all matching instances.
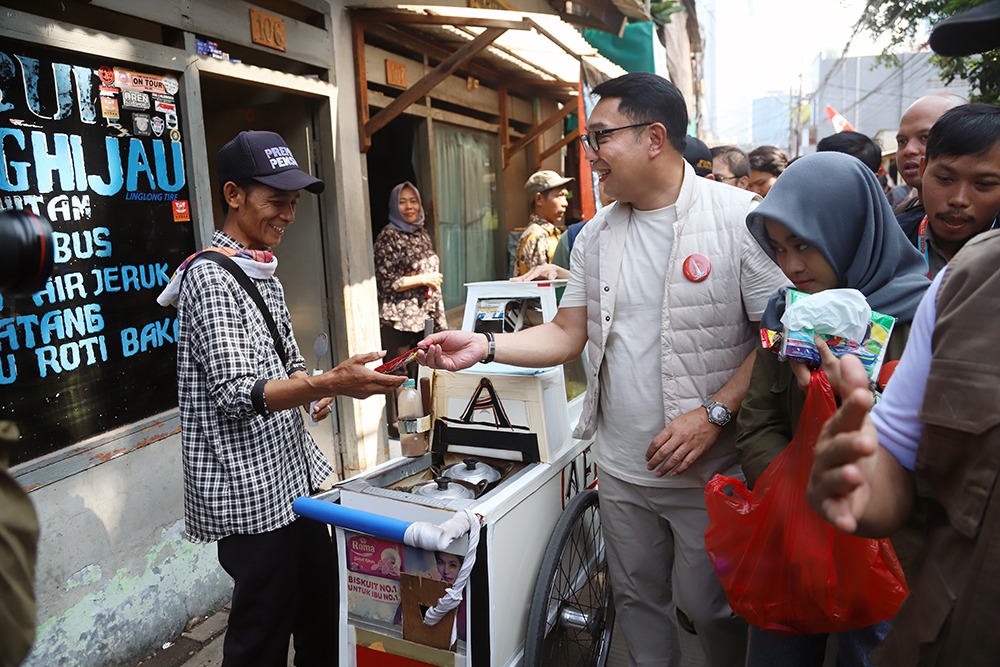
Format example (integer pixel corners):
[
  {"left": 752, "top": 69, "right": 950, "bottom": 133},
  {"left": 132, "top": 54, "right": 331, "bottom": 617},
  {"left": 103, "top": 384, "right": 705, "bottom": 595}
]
[{"left": 293, "top": 497, "right": 410, "bottom": 541}]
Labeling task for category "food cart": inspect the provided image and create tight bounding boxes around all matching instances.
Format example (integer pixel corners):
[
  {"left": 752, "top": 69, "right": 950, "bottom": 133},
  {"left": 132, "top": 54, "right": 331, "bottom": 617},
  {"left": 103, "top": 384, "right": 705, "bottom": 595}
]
[{"left": 294, "top": 280, "right": 613, "bottom": 667}]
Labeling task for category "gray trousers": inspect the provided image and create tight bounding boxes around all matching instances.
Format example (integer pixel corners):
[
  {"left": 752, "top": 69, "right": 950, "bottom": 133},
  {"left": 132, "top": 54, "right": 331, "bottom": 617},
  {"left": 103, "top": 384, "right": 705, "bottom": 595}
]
[{"left": 598, "top": 471, "right": 747, "bottom": 667}]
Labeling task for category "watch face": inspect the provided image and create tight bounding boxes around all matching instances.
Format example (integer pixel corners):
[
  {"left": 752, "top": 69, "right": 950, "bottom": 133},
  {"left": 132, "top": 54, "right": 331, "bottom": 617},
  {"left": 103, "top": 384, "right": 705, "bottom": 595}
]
[{"left": 708, "top": 404, "right": 731, "bottom": 424}]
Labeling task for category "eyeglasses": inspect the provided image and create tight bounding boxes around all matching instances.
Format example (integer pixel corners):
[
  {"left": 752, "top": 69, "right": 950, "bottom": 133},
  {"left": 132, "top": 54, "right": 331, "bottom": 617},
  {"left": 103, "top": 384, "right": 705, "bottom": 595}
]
[
  {"left": 712, "top": 173, "right": 741, "bottom": 184},
  {"left": 579, "top": 123, "right": 652, "bottom": 153}
]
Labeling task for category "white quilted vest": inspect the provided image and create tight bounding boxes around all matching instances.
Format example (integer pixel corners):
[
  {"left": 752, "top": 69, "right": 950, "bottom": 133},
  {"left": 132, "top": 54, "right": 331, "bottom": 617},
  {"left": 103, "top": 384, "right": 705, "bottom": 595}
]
[{"left": 572, "top": 163, "right": 786, "bottom": 481}]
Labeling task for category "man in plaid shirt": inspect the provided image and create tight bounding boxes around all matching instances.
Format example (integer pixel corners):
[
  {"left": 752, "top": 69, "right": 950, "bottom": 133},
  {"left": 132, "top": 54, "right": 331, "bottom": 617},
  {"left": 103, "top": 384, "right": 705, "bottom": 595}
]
[{"left": 167, "top": 130, "right": 403, "bottom": 666}]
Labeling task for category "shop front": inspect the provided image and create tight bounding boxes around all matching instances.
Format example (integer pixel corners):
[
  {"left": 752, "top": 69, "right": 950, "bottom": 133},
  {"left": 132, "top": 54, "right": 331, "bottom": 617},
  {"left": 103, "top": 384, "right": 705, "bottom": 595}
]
[{"left": 0, "top": 2, "right": 380, "bottom": 663}]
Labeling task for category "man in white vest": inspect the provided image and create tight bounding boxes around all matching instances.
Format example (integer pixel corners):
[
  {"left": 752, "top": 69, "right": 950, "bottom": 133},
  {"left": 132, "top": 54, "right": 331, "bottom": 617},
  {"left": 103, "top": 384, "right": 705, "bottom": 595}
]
[{"left": 419, "top": 72, "right": 786, "bottom": 666}]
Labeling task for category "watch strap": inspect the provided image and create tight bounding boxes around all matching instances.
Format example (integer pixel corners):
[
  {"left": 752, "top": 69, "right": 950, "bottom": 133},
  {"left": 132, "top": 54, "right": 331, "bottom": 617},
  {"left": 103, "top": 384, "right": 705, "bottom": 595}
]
[{"left": 479, "top": 331, "right": 496, "bottom": 364}]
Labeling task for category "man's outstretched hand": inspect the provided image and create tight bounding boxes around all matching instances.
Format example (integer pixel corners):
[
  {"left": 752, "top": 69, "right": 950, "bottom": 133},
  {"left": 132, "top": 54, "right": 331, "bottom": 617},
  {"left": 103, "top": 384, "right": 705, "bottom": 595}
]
[
  {"left": 417, "top": 331, "right": 487, "bottom": 371},
  {"left": 807, "top": 354, "right": 880, "bottom": 534},
  {"left": 325, "top": 351, "right": 406, "bottom": 399}
]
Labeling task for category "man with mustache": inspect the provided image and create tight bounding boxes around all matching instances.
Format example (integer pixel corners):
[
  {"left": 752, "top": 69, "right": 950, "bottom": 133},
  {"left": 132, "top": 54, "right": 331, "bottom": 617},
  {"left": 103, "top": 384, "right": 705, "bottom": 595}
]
[
  {"left": 893, "top": 93, "right": 966, "bottom": 240},
  {"left": 909, "top": 103, "right": 1000, "bottom": 277},
  {"left": 808, "top": 3, "right": 1000, "bottom": 662}
]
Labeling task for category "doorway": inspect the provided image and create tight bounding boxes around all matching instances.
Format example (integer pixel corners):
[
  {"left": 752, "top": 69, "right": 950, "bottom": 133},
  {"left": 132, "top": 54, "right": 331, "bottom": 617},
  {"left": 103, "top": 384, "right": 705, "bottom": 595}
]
[
  {"left": 366, "top": 114, "right": 423, "bottom": 244},
  {"left": 199, "top": 75, "right": 341, "bottom": 475}
]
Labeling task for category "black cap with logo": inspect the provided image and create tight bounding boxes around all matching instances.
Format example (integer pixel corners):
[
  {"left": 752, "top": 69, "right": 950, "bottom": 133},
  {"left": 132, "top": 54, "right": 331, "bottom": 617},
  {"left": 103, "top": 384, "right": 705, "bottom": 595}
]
[
  {"left": 218, "top": 130, "right": 324, "bottom": 194},
  {"left": 683, "top": 135, "right": 714, "bottom": 177}
]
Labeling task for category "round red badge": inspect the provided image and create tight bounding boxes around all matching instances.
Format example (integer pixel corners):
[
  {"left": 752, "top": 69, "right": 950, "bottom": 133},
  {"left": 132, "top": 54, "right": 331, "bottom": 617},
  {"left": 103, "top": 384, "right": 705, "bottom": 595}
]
[
  {"left": 98, "top": 66, "right": 115, "bottom": 86},
  {"left": 682, "top": 254, "right": 712, "bottom": 282}
]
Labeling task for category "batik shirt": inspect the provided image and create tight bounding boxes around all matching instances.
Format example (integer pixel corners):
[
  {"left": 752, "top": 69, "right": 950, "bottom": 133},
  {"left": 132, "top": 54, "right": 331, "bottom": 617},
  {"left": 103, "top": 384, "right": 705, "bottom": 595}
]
[
  {"left": 176, "top": 230, "right": 333, "bottom": 543},
  {"left": 373, "top": 226, "right": 447, "bottom": 333},
  {"left": 514, "top": 214, "right": 561, "bottom": 277}
]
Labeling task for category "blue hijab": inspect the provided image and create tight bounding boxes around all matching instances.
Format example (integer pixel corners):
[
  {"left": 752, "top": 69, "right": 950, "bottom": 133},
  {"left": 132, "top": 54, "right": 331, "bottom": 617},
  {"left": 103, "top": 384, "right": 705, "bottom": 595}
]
[
  {"left": 387, "top": 181, "right": 426, "bottom": 234},
  {"left": 746, "top": 152, "right": 930, "bottom": 328}
]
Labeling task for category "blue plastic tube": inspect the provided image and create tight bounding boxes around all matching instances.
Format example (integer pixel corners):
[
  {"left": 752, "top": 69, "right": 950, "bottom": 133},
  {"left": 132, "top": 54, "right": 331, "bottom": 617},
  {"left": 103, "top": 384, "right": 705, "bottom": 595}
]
[{"left": 293, "top": 496, "right": 411, "bottom": 542}]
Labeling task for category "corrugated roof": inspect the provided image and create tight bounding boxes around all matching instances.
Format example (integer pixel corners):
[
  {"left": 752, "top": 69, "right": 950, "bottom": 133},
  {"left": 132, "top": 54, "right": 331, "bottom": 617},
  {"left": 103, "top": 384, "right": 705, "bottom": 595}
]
[{"left": 355, "top": 4, "right": 627, "bottom": 85}]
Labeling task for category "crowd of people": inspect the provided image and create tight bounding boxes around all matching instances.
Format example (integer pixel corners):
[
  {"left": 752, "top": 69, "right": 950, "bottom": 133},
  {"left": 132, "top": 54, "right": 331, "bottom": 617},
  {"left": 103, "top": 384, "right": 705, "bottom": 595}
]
[
  {"left": 416, "top": 9, "right": 1000, "bottom": 665},
  {"left": 173, "top": 68, "right": 997, "bottom": 667},
  {"left": 6, "top": 4, "right": 997, "bottom": 667}
]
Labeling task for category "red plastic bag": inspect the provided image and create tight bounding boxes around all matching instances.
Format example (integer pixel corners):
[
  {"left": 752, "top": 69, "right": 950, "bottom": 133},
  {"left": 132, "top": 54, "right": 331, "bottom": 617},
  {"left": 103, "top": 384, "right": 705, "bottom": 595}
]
[{"left": 704, "top": 371, "right": 908, "bottom": 636}]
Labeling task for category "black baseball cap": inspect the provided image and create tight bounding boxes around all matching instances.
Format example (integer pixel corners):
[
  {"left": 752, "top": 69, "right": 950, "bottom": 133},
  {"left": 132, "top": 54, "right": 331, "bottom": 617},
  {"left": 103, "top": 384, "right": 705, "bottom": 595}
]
[
  {"left": 218, "top": 130, "right": 324, "bottom": 194},
  {"left": 929, "top": 0, "right": 1000, "bottom": 56},
  {"left": 683, "top": 135, "right": 714, "bottom": 177}
]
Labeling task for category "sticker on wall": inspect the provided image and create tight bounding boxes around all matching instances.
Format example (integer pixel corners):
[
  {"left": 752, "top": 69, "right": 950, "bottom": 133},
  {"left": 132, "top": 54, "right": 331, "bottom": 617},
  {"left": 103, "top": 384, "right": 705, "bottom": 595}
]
[
  {"left": 100, "top": 96, "right": 120, "bottom": 121},
  {"left": 98, "top": 65, "right": 115, "bottom": 86},
  {"left": 162, "top": 74, "right": 179, "bottom": 95},
  {"left": 682, "top": 253, "right": 712, "bottom": 282},
  {"left": 114, "top": 67, "right": 169, "bottom": 95},
  {"left": 154, "top": 100, "right": 175, "bottom": 114},
  {"left": 165, "top": 111, "right": 178, "bottom": 129},
  {"left": 132, "top": 113, "right": 151, "bottom": 136},
  {"left": 99, "top": 85, "right": 119, "bottom": 98},
  {"left": 150, "top": 116, "right": 165, "bottom": 137},
  {"left": 169, "top": 128, "right": 181, "bottom": 142},
  {"left": 121, "top": 89, "right": 150, "bottom": 111},
  {"left": 172, "top": 200, "right": 191, "bottom": 222}
]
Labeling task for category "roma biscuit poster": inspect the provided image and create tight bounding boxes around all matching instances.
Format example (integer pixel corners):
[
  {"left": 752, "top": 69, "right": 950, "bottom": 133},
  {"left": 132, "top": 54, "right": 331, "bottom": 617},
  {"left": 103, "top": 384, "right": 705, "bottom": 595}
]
[
  {"left": 344, "top": 532, "right": 444, "bottom": 626},
  {"left": 346, "top": 533, "right": 405, "bottom": 624},
  {"left": 0, "top": 39, "right": 195, "bottom": 464}
]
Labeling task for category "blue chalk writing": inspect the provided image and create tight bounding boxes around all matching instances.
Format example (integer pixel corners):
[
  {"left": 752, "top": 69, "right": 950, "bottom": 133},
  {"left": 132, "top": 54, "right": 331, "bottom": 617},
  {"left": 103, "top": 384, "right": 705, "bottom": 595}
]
[{"left": 120, "top": 317, "right": 176, "bottom": 357}]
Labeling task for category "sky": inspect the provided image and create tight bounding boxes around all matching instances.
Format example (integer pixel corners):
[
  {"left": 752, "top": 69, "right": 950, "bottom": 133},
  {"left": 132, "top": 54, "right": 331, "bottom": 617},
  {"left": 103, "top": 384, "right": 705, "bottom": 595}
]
[{"left": 702, "top": 0, "right": 929, "bottom": 144}]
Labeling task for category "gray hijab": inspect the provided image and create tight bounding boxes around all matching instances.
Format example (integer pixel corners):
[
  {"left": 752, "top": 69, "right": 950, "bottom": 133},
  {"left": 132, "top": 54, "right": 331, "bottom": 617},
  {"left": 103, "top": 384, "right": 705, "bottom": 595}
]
[
  {"left": 746, "top": 151, "right": 930, "bottom": 329},
  {"left": 387, "top": 181, "right": 425, "bottom": 233}
]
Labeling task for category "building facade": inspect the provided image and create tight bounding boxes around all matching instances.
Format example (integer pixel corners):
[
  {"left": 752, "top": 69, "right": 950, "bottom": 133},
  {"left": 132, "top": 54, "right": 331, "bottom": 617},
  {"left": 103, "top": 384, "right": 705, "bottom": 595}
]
[{"left": 809, "top": 51, "right": 971, "bottom": 153}]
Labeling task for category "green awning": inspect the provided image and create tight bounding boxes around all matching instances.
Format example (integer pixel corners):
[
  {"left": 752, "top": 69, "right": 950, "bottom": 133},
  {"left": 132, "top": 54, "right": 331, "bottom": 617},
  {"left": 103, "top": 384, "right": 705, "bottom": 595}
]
[{"left": 583, "top": 22, "right": 656, "bottom": 73}]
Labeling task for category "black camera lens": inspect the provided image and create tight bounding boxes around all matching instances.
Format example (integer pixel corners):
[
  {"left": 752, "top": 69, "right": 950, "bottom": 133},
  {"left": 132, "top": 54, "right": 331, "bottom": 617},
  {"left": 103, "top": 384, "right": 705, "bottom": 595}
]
[{"left": 0, "top": 210, "right": 55, "bottom": 297}]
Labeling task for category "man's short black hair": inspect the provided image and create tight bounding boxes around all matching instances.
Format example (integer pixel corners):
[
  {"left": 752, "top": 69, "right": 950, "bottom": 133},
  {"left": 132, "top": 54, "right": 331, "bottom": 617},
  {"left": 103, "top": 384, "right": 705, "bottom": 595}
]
[
  {"left": 710, "top": 145, "right": 749, "bottom": 178},
  {"left": 748, "top": 145, "right": 788, "bottom": 177},
  {"left": 591, "top": 72, "right": 688, "bottom": 153},
  {"left": 926, "top": 103, "right": 1000, "bottom": 162},
  {"left": 816, "top": 131, "right": 883, "bottom": 173}
]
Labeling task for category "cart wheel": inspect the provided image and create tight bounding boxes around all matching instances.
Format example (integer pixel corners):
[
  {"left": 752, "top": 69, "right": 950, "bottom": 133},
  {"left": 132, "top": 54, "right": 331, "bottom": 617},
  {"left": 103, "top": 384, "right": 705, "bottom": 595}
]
[{"left": 523, "top": 489, "right": 615, "bottom": 667}]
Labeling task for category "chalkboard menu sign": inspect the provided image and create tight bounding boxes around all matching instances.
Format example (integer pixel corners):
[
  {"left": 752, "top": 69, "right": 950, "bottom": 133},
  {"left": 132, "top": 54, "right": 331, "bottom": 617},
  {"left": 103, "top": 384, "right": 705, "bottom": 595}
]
[{"left": 0, "top": 39, "right": 196, "bottom": 465}]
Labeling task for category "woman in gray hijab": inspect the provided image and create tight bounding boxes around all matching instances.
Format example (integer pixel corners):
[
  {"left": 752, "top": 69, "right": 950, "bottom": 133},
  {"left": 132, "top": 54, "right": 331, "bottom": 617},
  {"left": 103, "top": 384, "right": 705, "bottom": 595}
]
[{"left": 736, "top": 151, "right": 930, "bottom": 666}]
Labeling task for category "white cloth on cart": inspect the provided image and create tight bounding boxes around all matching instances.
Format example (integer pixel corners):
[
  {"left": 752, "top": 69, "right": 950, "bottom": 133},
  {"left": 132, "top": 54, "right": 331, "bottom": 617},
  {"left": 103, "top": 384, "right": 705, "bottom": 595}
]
[{"left": 403, "top": 509, "right": 480, "bottom": 630}]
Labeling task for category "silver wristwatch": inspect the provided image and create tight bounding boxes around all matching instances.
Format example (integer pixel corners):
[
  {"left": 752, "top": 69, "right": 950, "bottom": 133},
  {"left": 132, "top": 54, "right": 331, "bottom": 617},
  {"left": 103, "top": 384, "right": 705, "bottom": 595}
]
[{"left": 702, "top": 399, "right": 733, "bottom": 427}]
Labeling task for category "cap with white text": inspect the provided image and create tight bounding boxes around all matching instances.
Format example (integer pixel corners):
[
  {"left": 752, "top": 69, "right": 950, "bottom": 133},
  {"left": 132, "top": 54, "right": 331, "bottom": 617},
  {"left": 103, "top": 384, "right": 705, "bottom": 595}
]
[{"left": 218, "top": 130, "right": 324, "bottom": 194}]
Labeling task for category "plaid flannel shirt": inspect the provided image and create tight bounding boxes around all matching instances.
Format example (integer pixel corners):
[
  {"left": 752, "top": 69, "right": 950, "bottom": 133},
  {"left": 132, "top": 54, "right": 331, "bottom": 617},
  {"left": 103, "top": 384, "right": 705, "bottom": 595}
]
[{"left": 176, "top": 230, "right": 333, "bottom": 543}]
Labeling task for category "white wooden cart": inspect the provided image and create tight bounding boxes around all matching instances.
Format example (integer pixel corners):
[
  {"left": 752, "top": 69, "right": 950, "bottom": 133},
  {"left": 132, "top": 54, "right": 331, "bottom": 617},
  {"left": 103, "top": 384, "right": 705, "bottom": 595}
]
[{"left": 294, "top": 280, "right": 613, "bottom": 667}]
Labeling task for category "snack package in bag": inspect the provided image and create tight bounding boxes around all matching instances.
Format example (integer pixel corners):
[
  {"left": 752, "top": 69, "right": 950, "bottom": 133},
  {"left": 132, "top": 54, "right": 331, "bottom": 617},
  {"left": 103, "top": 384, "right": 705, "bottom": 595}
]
[{"left": 704, "top": 371, "right": 908, "bottom": 636}]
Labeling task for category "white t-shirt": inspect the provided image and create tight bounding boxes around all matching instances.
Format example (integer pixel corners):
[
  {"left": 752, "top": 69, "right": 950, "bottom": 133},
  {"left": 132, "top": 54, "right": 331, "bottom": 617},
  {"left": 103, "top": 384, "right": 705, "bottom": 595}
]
[
  {"left": 871, "top": 270, "right": 942, "bottom": 471},
  {"left": 580, "top": 205, "right": 699, "bottom": 486}
]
